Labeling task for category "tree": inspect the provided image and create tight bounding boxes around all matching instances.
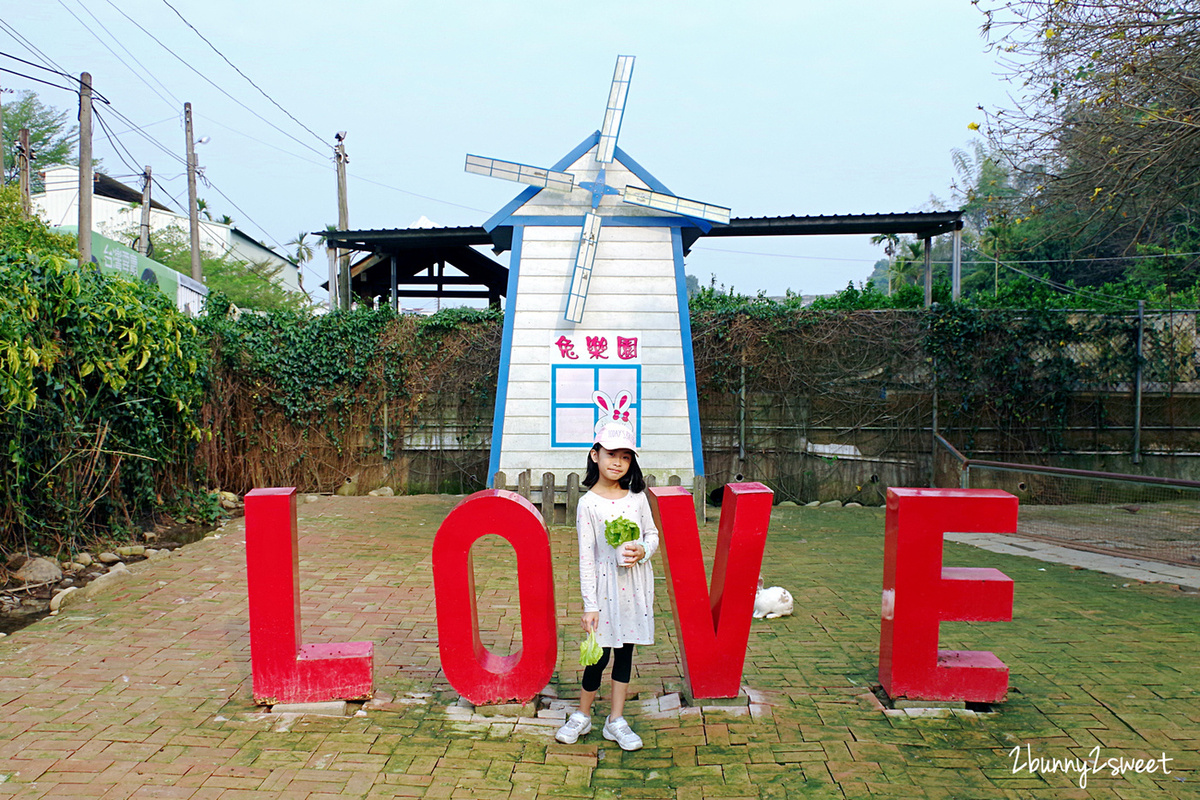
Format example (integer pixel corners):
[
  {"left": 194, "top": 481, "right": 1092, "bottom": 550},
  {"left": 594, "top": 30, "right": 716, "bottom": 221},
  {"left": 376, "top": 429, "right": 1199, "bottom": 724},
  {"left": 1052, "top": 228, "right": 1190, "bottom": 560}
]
[
  {"left": 977, "top": 1, "right": 1200, "bottom": 253},
  {"left": 286, "top": 231, "right": 315, "bottom": 300},
  {"left": 870, "top": 233, "right": 900, "bottom": 294},
  {"left": 950, "top": 141, "right": 1020, "bottom": 237},
  {"left": 119, "top": 222, "right": 309, "bottom": 313},
  {"left": 2, "top": 91, "right": 78, "bottom": 192}
]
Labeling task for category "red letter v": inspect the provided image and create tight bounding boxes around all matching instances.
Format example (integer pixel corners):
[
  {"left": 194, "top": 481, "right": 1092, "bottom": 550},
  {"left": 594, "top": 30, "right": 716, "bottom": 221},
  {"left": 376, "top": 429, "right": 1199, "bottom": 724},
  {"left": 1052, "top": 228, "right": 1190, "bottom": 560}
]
[{"left": 650, "top": 483, "right": 773, "bottom": 699}]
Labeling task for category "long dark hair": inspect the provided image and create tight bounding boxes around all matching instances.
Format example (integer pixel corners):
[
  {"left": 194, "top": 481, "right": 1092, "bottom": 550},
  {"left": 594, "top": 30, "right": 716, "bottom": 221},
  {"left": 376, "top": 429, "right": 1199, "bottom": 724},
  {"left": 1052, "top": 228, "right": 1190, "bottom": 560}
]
[{"left": 582, "top": 444, "right": 645, "bottom": 493}]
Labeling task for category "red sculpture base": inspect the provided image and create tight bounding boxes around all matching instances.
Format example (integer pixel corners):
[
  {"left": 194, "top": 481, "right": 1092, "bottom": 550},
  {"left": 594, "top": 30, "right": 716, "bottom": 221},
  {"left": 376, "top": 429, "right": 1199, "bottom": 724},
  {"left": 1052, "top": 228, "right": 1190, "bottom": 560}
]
[{"left": 244, "top": 488, "right": 373, "bottom": 705}]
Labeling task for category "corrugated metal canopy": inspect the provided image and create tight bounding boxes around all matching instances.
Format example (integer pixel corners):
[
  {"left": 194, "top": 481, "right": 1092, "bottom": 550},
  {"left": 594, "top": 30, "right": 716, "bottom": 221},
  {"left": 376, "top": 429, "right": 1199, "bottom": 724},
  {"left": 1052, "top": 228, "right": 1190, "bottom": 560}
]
[{"left": 318, "top": 209, "right": 964, "bottom": 303}]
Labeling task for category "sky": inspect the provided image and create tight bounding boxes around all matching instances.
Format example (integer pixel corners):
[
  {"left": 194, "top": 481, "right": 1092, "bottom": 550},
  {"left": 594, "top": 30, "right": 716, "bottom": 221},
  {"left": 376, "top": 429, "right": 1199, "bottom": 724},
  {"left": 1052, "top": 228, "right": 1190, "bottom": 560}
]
[{"left": 1, "top": 1, "right": 1015, "bottom": 307}]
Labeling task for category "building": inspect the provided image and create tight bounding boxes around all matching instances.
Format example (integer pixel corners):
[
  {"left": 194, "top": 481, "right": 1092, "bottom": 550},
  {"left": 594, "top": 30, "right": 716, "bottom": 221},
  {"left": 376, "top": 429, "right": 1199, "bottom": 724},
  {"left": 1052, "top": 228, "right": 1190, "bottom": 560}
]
[{"left": 33, "top": 166, "right": 300, "bottom": 293}]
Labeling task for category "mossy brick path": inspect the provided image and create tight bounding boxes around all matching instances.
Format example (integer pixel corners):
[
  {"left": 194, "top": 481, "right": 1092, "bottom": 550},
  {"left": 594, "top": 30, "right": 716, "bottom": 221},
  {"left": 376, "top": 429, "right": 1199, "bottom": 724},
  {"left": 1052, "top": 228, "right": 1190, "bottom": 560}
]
[{"left": 0, "top": 495, "right": 1196, "bottom": 799}]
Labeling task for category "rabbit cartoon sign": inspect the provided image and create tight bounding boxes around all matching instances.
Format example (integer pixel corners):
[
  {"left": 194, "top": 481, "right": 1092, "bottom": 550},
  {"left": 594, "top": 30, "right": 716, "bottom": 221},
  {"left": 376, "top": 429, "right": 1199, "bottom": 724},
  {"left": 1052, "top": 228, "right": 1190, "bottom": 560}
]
[{"left": 472, "top": 56, "right": 720, "bottom": 488}]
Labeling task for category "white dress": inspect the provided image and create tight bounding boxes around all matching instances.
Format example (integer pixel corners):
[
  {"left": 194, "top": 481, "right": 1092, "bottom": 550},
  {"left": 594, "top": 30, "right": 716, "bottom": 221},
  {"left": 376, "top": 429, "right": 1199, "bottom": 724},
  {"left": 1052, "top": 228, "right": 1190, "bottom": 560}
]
[{"left": 576, "top": 489, "right": 660, "bottom": 648}]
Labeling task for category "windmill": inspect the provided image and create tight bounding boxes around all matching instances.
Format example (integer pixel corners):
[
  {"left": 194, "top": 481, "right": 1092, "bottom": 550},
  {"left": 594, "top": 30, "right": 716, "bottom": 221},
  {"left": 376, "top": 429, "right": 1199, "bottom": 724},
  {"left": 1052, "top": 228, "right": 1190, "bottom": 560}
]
[
  {"left": 467, "top": 55, "right": 729, "bottom": 489},
  {"left": 466, "top": 56, "right": 730, "bottom": 323}
]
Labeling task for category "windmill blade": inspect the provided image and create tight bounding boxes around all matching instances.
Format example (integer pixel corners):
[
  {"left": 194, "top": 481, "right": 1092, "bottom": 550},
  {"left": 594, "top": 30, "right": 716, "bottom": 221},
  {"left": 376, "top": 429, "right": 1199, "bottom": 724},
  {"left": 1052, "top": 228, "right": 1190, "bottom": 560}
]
[
  {"left": 465, "top": 154, "right": 575, "bottom": 192},
  {"left": 596, "top": 55, "right": 635, "bottom": 164},
  {"left": 621, "top": 186, "right": 731, "bottom": 225},
  {"left": 564, "top": 212, "right": 603, "bottom": 323}
]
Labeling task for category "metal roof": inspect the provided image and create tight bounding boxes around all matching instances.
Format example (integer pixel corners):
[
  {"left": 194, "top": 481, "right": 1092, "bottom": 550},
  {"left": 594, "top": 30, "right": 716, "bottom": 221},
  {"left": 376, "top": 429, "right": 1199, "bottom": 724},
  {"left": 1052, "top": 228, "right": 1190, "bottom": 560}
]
[{"left": 320, "top": 209, "right": 964, "bottom": 302}]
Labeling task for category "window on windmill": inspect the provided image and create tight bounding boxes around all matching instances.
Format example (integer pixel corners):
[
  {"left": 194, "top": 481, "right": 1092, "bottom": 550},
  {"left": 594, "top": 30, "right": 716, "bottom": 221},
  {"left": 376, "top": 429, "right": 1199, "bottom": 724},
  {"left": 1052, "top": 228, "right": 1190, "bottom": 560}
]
[{"left": 550, "top": 365, "right": 641, "bottom": 448}]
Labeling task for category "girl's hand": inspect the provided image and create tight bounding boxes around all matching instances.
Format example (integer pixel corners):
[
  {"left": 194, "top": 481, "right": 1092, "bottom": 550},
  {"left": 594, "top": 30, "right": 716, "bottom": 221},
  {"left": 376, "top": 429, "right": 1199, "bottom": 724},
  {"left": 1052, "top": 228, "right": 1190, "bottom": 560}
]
[
  {"left": 582, "top": 612, "right": 599, "bottom": 633},
  {"left": 618, "top": 541, "right": 644, "bottom": 567}
]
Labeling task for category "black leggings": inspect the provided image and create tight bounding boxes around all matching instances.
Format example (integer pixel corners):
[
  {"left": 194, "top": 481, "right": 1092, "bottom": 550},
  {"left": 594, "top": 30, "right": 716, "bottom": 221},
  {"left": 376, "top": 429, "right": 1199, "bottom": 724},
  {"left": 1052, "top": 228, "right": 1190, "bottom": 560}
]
[{"left": 581, "top": 643, "right": 635, "bottom": 692}]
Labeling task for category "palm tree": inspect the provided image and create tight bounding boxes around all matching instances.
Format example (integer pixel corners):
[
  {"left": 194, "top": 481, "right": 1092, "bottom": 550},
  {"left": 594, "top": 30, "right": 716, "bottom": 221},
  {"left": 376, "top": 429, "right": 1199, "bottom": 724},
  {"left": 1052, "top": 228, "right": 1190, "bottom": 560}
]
[
  {"left": 891, "top": 240, "right": 924, "bottom": 288},
  {"left": 287, "top": 232, "right": 316, "bottom": 300},
  {"left": 287, "top": 231, "right": 314, "bottom": 265},
  {"left": 871, "top": 233, "right": 900, "bottom": 295}
]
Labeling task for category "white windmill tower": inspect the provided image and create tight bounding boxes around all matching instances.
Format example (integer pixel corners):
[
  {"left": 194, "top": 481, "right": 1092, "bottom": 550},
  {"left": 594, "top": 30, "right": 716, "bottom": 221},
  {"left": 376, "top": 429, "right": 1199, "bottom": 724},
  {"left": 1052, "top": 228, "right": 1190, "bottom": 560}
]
[{"left": 468, "top": 55, "right": 730, "bottom": 489}]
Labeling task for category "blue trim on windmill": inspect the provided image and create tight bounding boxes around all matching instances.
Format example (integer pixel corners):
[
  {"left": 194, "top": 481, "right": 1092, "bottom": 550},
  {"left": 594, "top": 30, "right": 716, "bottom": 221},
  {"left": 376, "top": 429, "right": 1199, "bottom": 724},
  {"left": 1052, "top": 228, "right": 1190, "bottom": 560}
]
[
  {"left": 467, "top": 55, "right": 730, "bottom": 323},
  {"left": 486, "top": 224, "right": 525, "bottom": 486}
]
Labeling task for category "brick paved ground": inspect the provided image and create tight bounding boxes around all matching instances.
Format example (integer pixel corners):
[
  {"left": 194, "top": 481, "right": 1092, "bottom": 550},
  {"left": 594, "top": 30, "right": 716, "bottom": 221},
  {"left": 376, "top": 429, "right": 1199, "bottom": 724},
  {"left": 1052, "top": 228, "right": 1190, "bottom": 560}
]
[{"left": 0, "top": 494, "right": 1196, "bottom": 798}]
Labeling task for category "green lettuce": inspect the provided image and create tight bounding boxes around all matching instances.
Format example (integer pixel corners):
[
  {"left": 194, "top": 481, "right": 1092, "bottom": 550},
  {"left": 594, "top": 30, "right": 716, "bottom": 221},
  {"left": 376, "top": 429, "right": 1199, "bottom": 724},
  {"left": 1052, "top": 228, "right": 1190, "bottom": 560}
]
[
  {"left": 579, "top": 631, "right": 603, "bottom": 666},
  {"left": 604, "top": 515, "right": 640, "bottom": 548}
]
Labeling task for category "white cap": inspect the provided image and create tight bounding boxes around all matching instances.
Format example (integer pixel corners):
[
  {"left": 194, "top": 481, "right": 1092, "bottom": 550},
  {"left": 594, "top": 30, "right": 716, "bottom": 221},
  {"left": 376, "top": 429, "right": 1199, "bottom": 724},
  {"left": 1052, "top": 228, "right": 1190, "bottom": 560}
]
[{"left": 594, "top": 421, "right": 637, "bottom": 454}]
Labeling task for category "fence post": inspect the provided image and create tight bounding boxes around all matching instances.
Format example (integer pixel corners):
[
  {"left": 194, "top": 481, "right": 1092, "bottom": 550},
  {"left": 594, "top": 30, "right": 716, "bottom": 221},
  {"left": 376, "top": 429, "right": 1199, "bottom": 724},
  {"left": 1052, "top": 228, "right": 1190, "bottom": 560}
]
[
  {"left": 493, "top": 471, "right": 507, "bottom": 491},
  {"left": 541, "top": 472, "right": 556, "bottom": 526},
  {"left": 518, "top": 469, "right": 531, "bottom": 501},
  {"left": 645, "top": 474, "right": 657, "bottom": 488},
  {"left": 1133, "top": 300, "right": 1144, "bottom": 465},
  {"left": 930, "top": 355, "right": 939, "bottom": 488},
  {"left": 692, "top": 475, "right": 706, "bottom": 525},
  {"left": 566, "top": 473, "right": 580, "bottom": 522}
]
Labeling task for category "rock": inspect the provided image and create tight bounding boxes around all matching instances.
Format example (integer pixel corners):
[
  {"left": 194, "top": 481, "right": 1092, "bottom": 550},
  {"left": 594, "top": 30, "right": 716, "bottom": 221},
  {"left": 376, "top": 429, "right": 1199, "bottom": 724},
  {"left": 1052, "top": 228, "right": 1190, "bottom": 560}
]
[
  {"left": 5, "top": 554, "right": 28, "bottom": 571},
  {"left": 305, "top": 494, "right": 320, "bottom": 504},
  {"left": 49, "top": 586, "right": 80, "bottom": 614},
  {"left": 143, "top": 531, "right": 158, "bottom": 542},
  {"left": 845, "top": 501, "right": 863, "bottom": 508},
  {"left": 15, "top": 557, "right": 63, "bottom": 585},
  {"left": 777, "top": 500, "right": 798, "bottom": 507},
  {"left": 805, "top": 500, "right": 821, "bottom": 508},
  {"left": 220, "top": 498, "right": 238, "bottom": 510},
  {"left": 368, "top": 486, "right": 395, "bottom": 497},
  {"left": 107, "top": 561, "right": 128, "bottom": 574},
  {"left": 820, "top": 500, "right": 843, "bottom": 508},
  {"left": 98, "top": 552, "right": 121, "bottom": 565},
  {"left": 218, "top": 490, "right": 238, "bottom": 504},
  {"left": 148, "top": 549, "right": 171, "bottom": 560},
  {"left": 75, "top": 553, "right": 93, "bottom": 567},
  {"left": 116, "top": 546, "right": 143, "bottom": 557}
]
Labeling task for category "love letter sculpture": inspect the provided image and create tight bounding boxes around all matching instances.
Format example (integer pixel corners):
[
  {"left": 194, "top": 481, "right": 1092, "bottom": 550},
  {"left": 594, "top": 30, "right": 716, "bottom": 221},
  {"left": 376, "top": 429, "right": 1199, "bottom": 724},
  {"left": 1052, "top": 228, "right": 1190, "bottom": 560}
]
[
  {"left": 650, "top": 483, "right": 772, "bottom": 699},
  {"left": 879, "top": 487, "right": 1017, "bottom": 703},
  {"left": 433, "top": 490, "right": 557, "bottom": 705},
  {"left": 244, "top": 487, "right": 373, "bottom": 705}
]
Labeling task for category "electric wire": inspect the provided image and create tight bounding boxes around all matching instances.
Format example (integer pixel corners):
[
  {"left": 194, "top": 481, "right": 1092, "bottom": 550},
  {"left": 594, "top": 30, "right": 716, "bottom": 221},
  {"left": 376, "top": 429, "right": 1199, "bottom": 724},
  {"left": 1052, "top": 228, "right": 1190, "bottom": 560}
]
[
  {"left": 696, "top": 244, "right": 1200, "bottom": 266},
  {"left": 58, "top": 0, "right": 183, "bottom": 112},
  {"left": 98, "top": 0, "right": 328, "bottom": 161},
  {"left": 0, "top": 49, "right": 112, "bottom": 104},
  {"left": 156, "top": 0, "right": 326, "bottom": 148},
  {"left": 0, "top": 21, "right": 72, "bottom": 76},
  {"left": 93, "top": 105, "right": 145, "bottom": 177},
  {"left": 0, "top": 66, "right": 79, "bottom": 95}
]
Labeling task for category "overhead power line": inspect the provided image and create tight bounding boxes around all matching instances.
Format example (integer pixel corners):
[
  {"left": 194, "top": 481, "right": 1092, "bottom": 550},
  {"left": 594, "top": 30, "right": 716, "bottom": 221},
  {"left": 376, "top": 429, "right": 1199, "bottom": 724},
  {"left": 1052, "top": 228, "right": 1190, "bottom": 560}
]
[
  {"left": 156, "top": 0, "right": 326, "bottom": 149},
  {"left": 98, "top": 0, "right": 328, "bottom": 160},
  {"left": 59, "top": 0, "right": 183, "bottom": 112}
]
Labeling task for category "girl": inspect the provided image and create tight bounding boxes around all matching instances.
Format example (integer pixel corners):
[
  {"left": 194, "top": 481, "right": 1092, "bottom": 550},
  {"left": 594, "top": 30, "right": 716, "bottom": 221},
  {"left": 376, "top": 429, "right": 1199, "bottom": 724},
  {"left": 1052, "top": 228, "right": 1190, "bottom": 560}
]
[{"left": 555, "top": 421, "right": 659, "bottom": 751}]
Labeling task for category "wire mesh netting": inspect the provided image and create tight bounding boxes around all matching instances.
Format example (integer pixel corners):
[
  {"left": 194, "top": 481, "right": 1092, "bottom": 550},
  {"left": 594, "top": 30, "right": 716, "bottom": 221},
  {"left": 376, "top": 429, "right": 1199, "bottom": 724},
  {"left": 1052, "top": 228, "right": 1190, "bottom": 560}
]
[{"left": 935, "top": 440, "right": 1200, "bottom": 566}]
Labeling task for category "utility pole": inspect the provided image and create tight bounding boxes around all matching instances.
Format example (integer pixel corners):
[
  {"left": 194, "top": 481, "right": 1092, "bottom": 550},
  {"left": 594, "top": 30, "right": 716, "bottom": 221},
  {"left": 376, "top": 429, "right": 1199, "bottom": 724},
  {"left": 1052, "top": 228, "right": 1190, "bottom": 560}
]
[
  {"left": 17, "top": 127, "right": 30, "bottom": 217},
  {"left": 922, "top": 235, "right": 933, "bottom": 309},
  {"left": 335, "top": 132, "right": 350, "bottom": 310},
  {"left": 138, "top": 165, "right": 153, "bottom": 255},
  {"left": 185, "top": 102, "right": 202, "bottom": 282},
  {"left": 78, "top": 72, "right": 94, "bottom": 266},
  {"left": 0, "top": 77, "right": 6, "bottom": 187}
]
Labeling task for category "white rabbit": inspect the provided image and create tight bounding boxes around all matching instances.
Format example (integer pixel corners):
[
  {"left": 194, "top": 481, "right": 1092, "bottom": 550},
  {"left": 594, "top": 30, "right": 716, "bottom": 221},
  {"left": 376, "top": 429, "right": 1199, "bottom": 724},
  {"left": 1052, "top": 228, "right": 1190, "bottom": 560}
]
[{"left": 753, "top": 575, "right": 794, "bottom": 619}]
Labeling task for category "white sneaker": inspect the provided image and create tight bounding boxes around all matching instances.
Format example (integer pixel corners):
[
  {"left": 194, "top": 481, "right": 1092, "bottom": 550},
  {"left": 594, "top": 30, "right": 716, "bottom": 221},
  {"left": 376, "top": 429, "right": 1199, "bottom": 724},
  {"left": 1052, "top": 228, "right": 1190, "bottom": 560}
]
[
  {"left": 554, "top": 711, "right": 592, "bottom": 744},
  {"left": 602, "top": 715, "right": 643, "bottom": 751}
]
